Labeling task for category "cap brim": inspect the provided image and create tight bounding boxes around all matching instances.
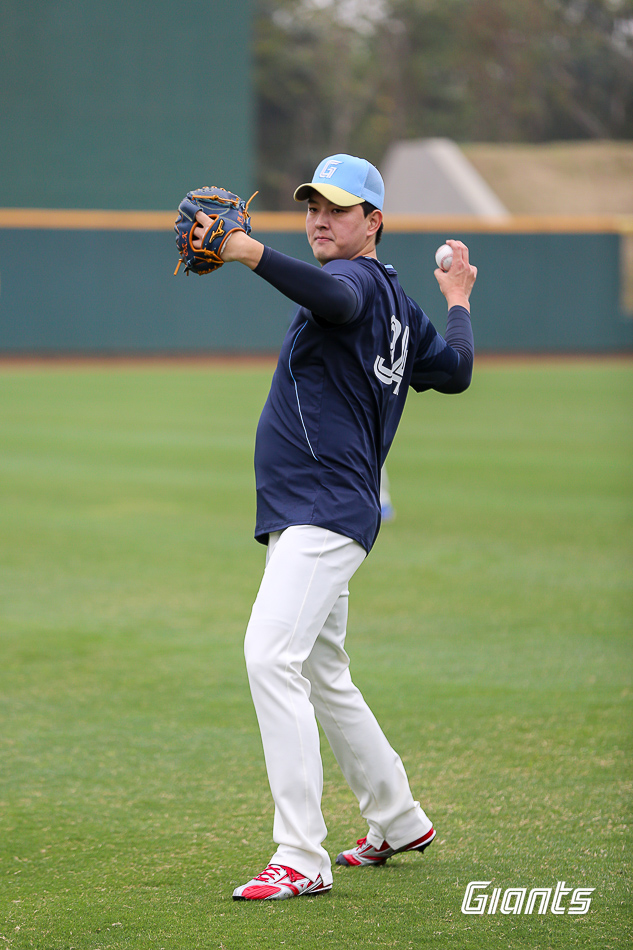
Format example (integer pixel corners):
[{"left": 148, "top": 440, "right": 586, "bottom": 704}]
[{"left": 293, "top": 183, "right": 365, "bottom": 206}]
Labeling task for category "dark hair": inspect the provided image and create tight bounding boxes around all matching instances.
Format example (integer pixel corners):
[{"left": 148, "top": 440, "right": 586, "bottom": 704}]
[{"left": 361, "top": 201, "right": 384, "bottom": 245}]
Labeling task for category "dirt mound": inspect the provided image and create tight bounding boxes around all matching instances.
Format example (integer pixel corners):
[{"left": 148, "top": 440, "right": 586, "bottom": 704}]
[{"left": 462, "top": 141, "right": 633, "bottom": 215}]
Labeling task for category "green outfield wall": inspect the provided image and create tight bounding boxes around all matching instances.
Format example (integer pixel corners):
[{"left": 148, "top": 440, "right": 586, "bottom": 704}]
[
  {"left": 0, "top": 1, "right": 254, "bottom": 209},
  {"left": 0, "top": 217, "right": 631, "bottom": 353}
]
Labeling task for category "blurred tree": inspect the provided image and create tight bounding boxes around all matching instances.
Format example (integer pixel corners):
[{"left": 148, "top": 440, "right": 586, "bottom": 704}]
[
  {"left": 254, "top": 0, "right": 385, "bottom": 206},
  {"left": 254, "top": 0, "right": 633, "bottom": 208}
]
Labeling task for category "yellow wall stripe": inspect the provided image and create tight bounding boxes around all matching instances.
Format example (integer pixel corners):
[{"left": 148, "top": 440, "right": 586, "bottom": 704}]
[{"left": 0, "top": 208, "right": 630, "bottom": 234}]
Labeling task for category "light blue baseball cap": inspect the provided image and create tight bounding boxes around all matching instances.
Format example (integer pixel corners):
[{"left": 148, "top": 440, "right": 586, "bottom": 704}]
[{"left": 293, "top": 153, "right": 385, "bottom": 210}]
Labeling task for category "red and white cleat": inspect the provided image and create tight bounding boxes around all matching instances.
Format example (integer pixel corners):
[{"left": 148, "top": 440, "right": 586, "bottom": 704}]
[
  {"left": 336, "top": 827, "right": 436, "bottom": 867},
  {"left": 232, "top": 863, "right": 332, "bottom": 901}
]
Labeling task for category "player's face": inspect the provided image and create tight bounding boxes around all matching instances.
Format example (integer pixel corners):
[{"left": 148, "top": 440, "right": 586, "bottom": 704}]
[{"left": 305, "top": 193, "right": 379, "bottom": 264}]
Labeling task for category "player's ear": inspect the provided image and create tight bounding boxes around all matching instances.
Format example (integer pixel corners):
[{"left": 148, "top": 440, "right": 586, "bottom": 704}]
[{"left": 367, "top": 209, "right": 382, "bottom": 238}]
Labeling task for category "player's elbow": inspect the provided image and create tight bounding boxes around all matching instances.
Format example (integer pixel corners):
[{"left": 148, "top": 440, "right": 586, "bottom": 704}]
[
  {"left": 437, "top": 361, "right": 473, "bottom": 394},
  {"left": 450, "top": 372, "right": 472, "bottom": 394}
]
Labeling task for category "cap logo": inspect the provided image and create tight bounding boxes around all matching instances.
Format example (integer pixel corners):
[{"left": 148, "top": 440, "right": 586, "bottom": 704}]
[{"left": 319, "top": 160, "right": 342, "bottom": 180}]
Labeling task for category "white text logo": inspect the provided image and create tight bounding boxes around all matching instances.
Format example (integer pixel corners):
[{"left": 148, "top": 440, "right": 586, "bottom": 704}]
[
  {"left": 319, "top": 160, "right": 342, "bottom": 179},
  {"left": 374, "top": 315, "right": 409, "bottom": 395},
  {"left": 461, "top": 881, "right": 595, "bottom": 916}
]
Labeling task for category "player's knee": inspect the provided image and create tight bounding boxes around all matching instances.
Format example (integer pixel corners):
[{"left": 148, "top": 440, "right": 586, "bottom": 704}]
[
  {"left": 244, "top": 626, "right": 309, "bottom": 693},
  {"left": 244, "top": 628, "right": 283, "bottom": 680},
  {"left": 244, "top": 648, "right": 274, "bottom": 683}
]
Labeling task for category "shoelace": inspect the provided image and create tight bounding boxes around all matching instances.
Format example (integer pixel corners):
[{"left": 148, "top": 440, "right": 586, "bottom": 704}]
[
  {"left": 355, "top": 837, "right": 389, "bottom": 852},
  {"left": 255, "top": 864, "right": 305, "bottom": 884}
]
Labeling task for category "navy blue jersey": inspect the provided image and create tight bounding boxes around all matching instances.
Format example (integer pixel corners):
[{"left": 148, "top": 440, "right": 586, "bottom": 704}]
[{"left": 254, "top": 256, "right": 468, "bottom": 553}]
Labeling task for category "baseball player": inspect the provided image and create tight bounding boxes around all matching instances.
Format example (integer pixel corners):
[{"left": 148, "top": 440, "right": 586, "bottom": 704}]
[{"left": 191, "top": 154, "right": 476, "bottom": 901}]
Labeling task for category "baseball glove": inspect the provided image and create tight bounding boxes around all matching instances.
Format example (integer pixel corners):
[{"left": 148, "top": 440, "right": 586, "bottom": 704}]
[{"left": 173, "top": 186, "right": 257, "bottom": 276}]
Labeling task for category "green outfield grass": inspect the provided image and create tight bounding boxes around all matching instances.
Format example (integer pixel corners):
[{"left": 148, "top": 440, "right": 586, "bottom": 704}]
[{"left": 0, "top": 360, "right": 631, "bottom": 950}]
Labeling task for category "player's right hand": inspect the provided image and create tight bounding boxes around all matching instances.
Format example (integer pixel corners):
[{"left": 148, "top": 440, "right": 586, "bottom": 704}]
[{"left": 434, "top": 240, "right": 477, "bottom": 310}]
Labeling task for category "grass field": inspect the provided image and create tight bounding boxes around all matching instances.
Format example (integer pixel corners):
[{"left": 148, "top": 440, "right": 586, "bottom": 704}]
[{"left": 0, "top": 360, "right": 631, "bottom": 950}]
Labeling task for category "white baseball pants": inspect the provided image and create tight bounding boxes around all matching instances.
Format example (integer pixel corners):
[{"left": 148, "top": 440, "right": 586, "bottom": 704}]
[{"left": 244, "top": 524, "right": 433, "bottom": 886}]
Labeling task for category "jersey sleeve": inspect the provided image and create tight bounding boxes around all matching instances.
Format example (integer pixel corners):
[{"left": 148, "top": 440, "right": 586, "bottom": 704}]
[
  {"left": 409, "top": 303, "right": 473, "bottom": 394},
  {"left": 315, "top": 259, "right": 377, "bottom": 326},
  {"left": 253, "top": 246, "right": 358, "bottom": 324}
]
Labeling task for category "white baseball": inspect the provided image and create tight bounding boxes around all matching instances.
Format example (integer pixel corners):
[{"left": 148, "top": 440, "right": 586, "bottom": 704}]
[{"left": 435, "top": 243, "right": 453, "bottom": 272}]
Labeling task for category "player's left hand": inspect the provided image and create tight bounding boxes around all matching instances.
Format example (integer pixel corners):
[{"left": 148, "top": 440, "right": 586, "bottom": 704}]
[{"left": 434, "top": 240, "right": 477, "bottom": 310}]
